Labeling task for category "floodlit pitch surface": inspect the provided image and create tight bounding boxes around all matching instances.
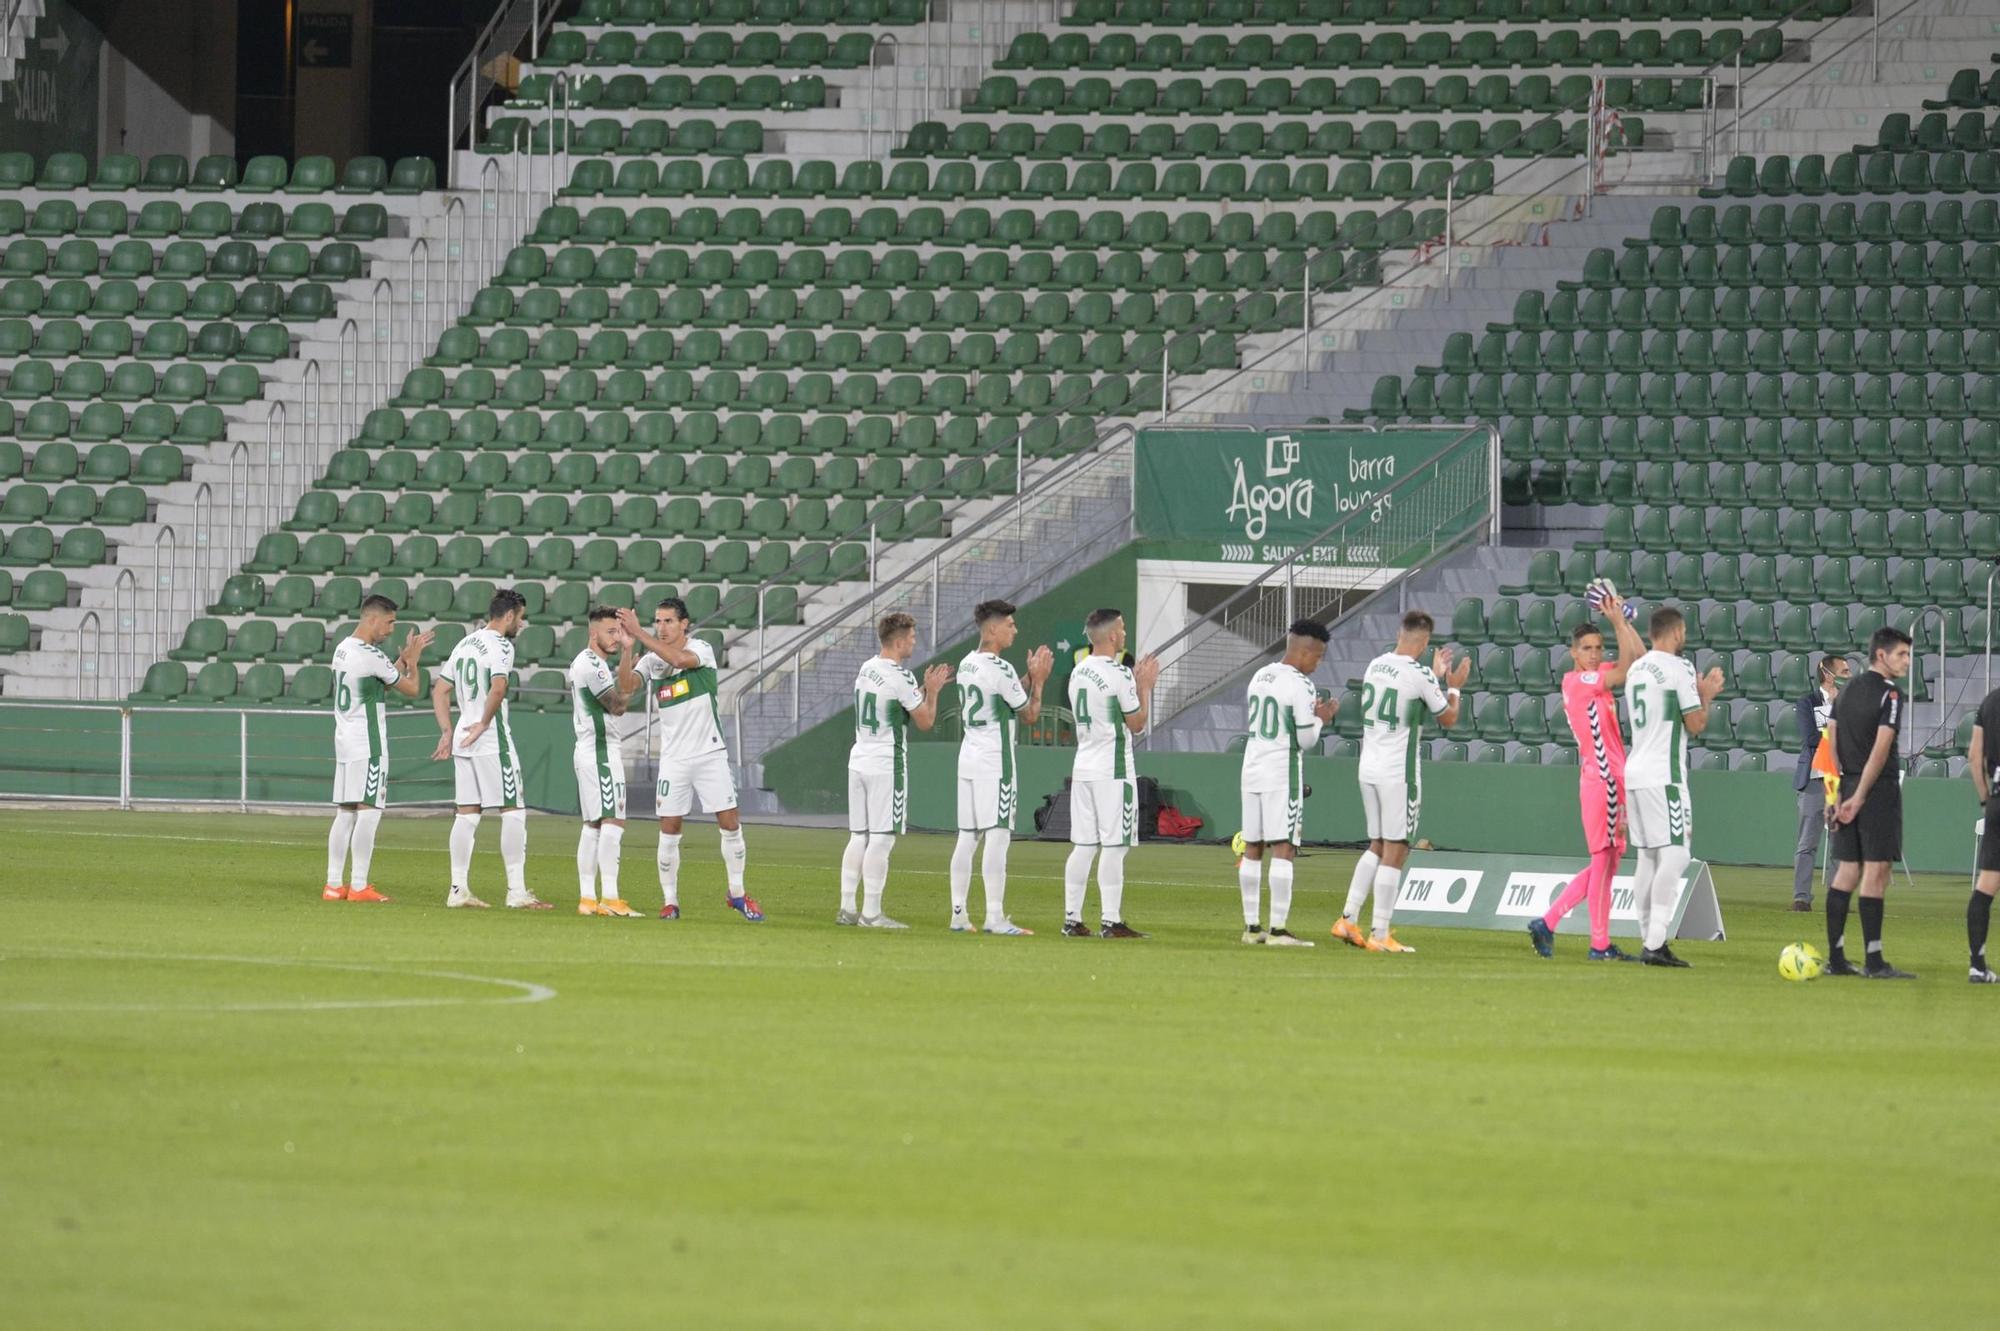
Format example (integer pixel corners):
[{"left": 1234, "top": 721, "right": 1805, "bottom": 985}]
[{"left": 2, "top": 809, "right": 1993, "bottom": 1328}]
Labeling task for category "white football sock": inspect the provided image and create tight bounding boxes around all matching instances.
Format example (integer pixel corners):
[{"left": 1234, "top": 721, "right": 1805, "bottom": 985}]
[
  {"left": 1632, "top": 849, "right": 1662, "bottom": 949},
  {"left": 1343, "top": 849, "right": 1380, "bottom": 922},
  {"left": 326, "top": 808, "right": 356, "bottom": 886},
  {"left": 861, "top": 833, "right": 894, "bottom": 917},
  {"left": 949, "top": 831, "right": 978, "bottom": 919},
  {"left": 500, "top": 810, "right": 528, "bottom": 894},
  {"left": 1238, "top": 857, "right": 1263, "bottom": 928},
  {"left": 1063, "top": 845, "right": 1095, "bottom": 921},
  {"left": 656, "top": 832, "right": 682, "bottom": 906},
  {"left": 597, "top": 824, "right": 624, "bottom": 900},
  {"left": 576, "top": 826, "right": 601, "bottom": 899},
  {"left": 981, "top": 829, "right": 1012, "bottom": 924},
  {"left": 718, "top": 826, "right": 747, "bottom": 897},
  {"left": 1650, "top": 846, "right": 1691, "bottom": 950},
  {"left": 449, "top": 813, "right": 481, "bottom": 891},
  {"left": 839, "top": 832, "right": 867, "bottom": 913},
  {"left": 1269, "top": 857, "right": 1295, "bottom": 931},
  {"left": 348, "top": 809, "right": 382, "bottom": 888},
  {"left": 1370, "top": 863, "right": 1402, "bottom": 938},
  {"left": 1099, "top": 846, "right": 1129, "bottom": 925}
]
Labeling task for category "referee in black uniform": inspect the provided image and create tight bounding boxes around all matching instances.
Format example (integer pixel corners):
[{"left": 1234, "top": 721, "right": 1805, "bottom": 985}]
[
  {"left": 1824, "top": 626, "right": 1915, "bottom": 979},
  {"left": 1962, "top": 687, "right": 2000, "bottom": 983}
]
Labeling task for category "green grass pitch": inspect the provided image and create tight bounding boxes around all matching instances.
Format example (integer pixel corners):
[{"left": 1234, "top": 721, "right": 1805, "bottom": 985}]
[{"left": 2, "top": 807, "right": 1996, "bottom": 1328}]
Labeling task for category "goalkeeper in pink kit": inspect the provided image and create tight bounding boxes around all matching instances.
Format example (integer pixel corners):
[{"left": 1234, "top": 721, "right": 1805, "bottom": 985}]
[{"left": 1528, "top": 584, "right": 1647, "bottom": 961}]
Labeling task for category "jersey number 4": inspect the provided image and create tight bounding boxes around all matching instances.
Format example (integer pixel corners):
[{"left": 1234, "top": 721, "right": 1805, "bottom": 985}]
[
  {"left": 1359, "top": 682, "right": 1400, "bottom": 727},
  {"left": 856, "top": 691, "right": 879, "bottom": 732}
]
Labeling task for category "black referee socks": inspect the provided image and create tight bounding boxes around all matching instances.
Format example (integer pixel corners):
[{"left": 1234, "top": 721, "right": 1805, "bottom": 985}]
[
  {"left": 1858, "top": 894, "right": 1885, "bottom": 958},
  {"left": 1826, "top": 886, "right": 1853, "bottom": 960},
  {"left": 1971, "top": 890, "right": 1994, "bottom": 971}
]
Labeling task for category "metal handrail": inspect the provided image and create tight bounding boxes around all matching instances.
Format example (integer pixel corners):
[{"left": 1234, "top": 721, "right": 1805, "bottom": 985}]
[
  {"left": 110, "top": 568, "right": 136, "bottom": 699},
  {"left": 739, "top": 73, "right": 1626, "bottom": 637},
  {"left": 149, "top": 525, "right": 178, "bottom": 668},
  {"left": 741, "top": 422, "right": 1137, "bottom": 703},
  {"left": 867, "top": 35, "right": 902, "bottom": 161},
  {"left": 75, "top": 611, "right": 101, "bottom": 700},
  {"left": 446, "top": 0, "right": 565, "bottom": 185},
  {"left": 1706, "top": 0, "right": 1923, "bottom": 178},
  {"left": 263, "top": 401, "right": 287, "bottom": 532}
]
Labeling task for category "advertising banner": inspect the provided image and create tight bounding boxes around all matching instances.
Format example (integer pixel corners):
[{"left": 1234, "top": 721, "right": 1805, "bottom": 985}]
[{"left": 1392, "top": 851, "right": 1727, "bottom": 942}]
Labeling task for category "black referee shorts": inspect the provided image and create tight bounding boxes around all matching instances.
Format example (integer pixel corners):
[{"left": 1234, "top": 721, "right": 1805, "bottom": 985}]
[
  {"left": 1980, "top": 797, "right": 2000, "bottom": 874},
  {"left": 1832, "top": 782, "right": 1902, "bottom": 865}
]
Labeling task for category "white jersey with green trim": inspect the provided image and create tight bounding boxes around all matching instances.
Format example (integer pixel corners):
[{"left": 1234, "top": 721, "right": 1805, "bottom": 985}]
[
  {"left": 636, "top": 636, "right": 725, "bottom": 764},
  {"left": 330, "top": 635, "right": 402, "bottom": 765},
  {"left": 956, "top": 650, "right": 1029, "bottom": 778},
  {"left": 1623, "top": 649, "right": 1701, "bottom": 791},
  {"left": 1242, "top": 662, "right": 1323, "bottom": 793},
  {"left": 1356, "top": 652, "right": 1450, "bottom": 785},
  {"left": 443, "top": 627, "right": 515, "bottom": 757},
  {"left": 1069, "top": 655, "right": 1140, "bottom": 781},
  {"left": 567, "top": 649, "right": 622, "bottom": 748},
  {"left": 850, "top": 654, "right": 925, "bottom": 776}
]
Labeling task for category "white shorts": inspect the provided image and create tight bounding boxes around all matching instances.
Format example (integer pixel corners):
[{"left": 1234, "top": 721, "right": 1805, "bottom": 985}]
[
  {"left": 1628, "top": 784, "right": 1692, "bottom": 850},
  {"left": 575, "top": 740, "right": 627, "bottom": 823},
  {"left": 1241, "top": 787, "right": 1302, "bottom": 846},
  {"left": 849, "top": 766, "right": 907, "bottom": 835},
  {"left": 454, "top": 744, "right": 525, "bottom": 810},
  {"left": 1071, "top": 777, "right": 1138, "bottom": 848},
  {"left": 957, "top": 767, "right": 1019, "bottom": 832},
  {"left": 332, "top": 757, "right": 386, "bottom": 810},
  {"left": 1361, "top": 778, "right": 1419, "bottom": 843},
  {"left": 657, "top": 749, "right": 738, "bottom": 818}
]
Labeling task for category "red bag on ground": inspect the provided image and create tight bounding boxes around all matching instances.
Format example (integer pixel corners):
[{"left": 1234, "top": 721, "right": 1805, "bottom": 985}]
[{"left": 1155, "top": 806, "right": 1202, "bottom": 840}]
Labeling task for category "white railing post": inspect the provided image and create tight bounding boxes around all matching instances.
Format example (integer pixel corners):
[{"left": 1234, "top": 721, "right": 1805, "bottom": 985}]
[
  {"left": 119, "top": 708, "right": 132, "bottom": 810},
  {"left": 1159, "top": 346, "right": 1169, "bottom": 423},
  {"left": 1870, "top": 3, "right": 1878, "bottom": 84},
  {"left": 240, "top": 711, "right": 250, "bottom": 812},
  {"left": 1443, "top": 173, "right": 1454, "bottom": 300},
  {"left": 112, "top": 568, "right": 136, "bottom": 698},
  {"left": 75, "top": 611, "right": 101, "bottom": 700},
  {"left": 1301, "top": 265, "right": 1311, "bottom": 382},
  {"left": 1732, "top": 52, "right": 1742, "bottom": 162},
  {"left": 264, "top": 402, "right": 287, "bottom": 532}
]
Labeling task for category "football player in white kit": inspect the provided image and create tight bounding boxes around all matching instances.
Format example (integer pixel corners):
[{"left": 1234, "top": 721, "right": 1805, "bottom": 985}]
[
  {"left": 616, "top": 600, "right": 764, "bottom": 922},
  {"left": 1237, "top": 620, "right": 1338, "bottom": 946},
  {"left": 838, "top": 611, "right": 952, "bottom": 928},
  {"left": 322, "top": 594, "right": 432, "bottom": 902},
  {"left": 431, "top": 588, "right": 548, "bottom": 910},
  {"left": 1063, "top": 608, "right": 1160, "bottom": 939},
  {"left": 1336, "top": 610, "right": 1469, "bottom": 953},
  {"left": 948, "top": 598, "right": 1054, "bottom": 935},
  {"left": 569, "top": 606, "right": 642, "bottom": 917},
  {"left": 1622, "top": 604, "right": 1724, "bottom": 968}
]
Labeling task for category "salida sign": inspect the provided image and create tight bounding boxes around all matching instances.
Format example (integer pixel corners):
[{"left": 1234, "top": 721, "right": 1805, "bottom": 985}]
[{"left": 1135, "top": 428, "right": 1464, "bottom": 562}]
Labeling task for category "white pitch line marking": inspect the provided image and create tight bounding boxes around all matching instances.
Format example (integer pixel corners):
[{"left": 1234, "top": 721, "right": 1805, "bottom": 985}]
[{"left": 0, "top": 949, "right": 557, "bottom": 1013}]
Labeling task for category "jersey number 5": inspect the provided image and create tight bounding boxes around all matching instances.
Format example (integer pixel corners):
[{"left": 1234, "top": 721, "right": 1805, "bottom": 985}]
[{"left": 1630, "top": 684, "right": 1648, "bottom": 728}]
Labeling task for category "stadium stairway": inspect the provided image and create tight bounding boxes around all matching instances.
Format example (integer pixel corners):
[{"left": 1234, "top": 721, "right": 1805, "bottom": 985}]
[{"left": 1289, "top": 13, "right": 2000, "bottom": 778}]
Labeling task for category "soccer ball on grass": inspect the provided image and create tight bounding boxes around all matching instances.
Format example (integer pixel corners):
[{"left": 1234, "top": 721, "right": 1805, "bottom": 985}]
[{"left": 1778, "top": 942, "right": 1825, "bottom": 982}]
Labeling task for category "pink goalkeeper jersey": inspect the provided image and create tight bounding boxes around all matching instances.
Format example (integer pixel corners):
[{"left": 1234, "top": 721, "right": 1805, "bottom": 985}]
[{"left": 1563, "top": 668, "right": 1627, "bottom": 805}]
